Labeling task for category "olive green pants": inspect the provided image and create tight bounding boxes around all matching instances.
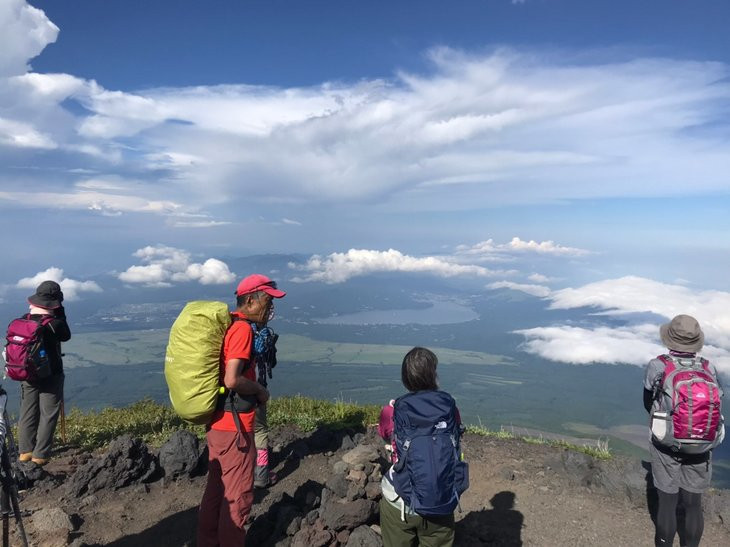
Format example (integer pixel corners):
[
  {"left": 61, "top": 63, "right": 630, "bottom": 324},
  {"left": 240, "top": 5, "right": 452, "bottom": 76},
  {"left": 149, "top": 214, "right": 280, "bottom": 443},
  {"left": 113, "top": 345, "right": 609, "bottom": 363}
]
[
  {"left": 254, "top": 402, "right": 267, "bottom": 450},
  {"left": 379, "top": 497, "right": 455, "bottom": 547}
]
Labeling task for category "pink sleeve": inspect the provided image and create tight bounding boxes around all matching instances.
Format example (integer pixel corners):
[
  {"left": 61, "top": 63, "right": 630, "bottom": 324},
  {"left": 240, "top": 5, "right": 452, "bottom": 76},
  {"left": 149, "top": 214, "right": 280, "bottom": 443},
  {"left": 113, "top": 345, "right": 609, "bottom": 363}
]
[{"left": 378, "top": 404, "right": 395, "bottom": 441}]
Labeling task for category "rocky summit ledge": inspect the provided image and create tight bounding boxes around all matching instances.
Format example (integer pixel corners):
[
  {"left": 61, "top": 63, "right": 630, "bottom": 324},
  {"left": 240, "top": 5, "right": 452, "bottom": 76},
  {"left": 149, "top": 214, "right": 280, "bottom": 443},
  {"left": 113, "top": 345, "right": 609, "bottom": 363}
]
[{"left": 12, "top": 426, "right": 730, "bottom": 546}]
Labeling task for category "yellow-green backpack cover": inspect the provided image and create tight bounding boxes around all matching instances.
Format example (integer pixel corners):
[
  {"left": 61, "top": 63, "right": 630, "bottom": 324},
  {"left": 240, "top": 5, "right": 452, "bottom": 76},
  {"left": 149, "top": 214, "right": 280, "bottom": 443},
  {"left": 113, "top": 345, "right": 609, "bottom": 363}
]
[{"left": 164, "top": 301, "right": 231, "bottom": 424}]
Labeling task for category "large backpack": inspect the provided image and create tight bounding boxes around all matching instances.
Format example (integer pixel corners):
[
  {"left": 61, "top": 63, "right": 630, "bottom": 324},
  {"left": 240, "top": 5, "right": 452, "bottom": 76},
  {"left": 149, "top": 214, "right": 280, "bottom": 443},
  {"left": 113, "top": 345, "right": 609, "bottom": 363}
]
[
  {"left": 164, "top": 301, "right": 233, "bottom": 425},
  {"left": 651, "top": 354, "right": 724, "bottom": 455},
  {"left": 391, "top": 390, "right": 469, "bottom": 517},
  {"left": 4, "top": 314, "right": 54, "bottom": 382}
]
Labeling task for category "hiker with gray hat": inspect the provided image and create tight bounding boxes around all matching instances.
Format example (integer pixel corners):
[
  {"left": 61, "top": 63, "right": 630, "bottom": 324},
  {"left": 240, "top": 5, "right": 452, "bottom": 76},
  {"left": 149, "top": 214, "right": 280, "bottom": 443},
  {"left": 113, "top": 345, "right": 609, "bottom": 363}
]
[
  {"left": 14, "top": 281, "right": 71, "bottom": 466},
  {"left": 644, "top": 314, "right": 725, "bottom": 547}
]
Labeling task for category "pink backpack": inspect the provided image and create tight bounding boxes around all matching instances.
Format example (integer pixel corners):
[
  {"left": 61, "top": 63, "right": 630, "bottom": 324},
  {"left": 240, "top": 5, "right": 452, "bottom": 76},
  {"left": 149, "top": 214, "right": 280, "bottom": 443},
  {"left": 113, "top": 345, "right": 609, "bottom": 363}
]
[
  {"left": 651, "top": 354, "right": 724, "bottom": 454},
  {"left": 4, "top": 315, "right": 54, "bottom": 382}
]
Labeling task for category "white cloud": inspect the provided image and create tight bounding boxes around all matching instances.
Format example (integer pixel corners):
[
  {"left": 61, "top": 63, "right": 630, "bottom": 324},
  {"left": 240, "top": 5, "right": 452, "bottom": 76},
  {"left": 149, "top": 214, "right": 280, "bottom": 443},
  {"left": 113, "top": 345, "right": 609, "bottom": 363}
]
[
  {"left": 547, "top": 276, "right": 730, "bottom": 347},
  {"left": 0, "top": 117, "right": 56, "bottom": 148},
  {"left": 516, "top": 324, "right": 668, "bottom": 365},
  {"left": 456, "top": 237, "right": 591, "bottom": 260},
  {"left": 506, "top": 237, "right": 590, "bottom": 256},
  {"left": 0, "top": 185, "right": 185, "bottom": 216},
  {"left": 118, "top": 245, "right": 235, "bottom": 286},
  {"left": 2, "top": 26, "right": 730, "bottom": 220},
  {"left": 16, "top": 267, "right": 102, "bottom": 301},
  {"left": 290, "top": 248, "right": 511, "bottom": 284},
  {"left": 170, "top": 220, "right": 231, "bottom": 228},
  {"left": 514, "top": 276, "right": 730, "bottom": 373},
  {"left": 488, "top": 281, "right": 551, "bottom": 297},
  {"left": 527, "top": 273, "right": 551, "bottom": 283},
  {"left": 516, "top": 323, "right": 730, "bottom": 373},
  {"left": 282, "top": 218, "right": 302, "bottom": 226},
  {"left": 0, "top": 0, "right": 58, "bottom": 78}
]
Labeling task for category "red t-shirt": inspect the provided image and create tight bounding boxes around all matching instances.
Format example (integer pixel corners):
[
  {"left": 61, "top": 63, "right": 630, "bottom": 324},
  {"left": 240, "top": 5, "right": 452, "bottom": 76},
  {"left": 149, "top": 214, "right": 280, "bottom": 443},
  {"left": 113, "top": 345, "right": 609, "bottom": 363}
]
[{"left": 209, "top": 312, "right": 257, "bottom": 432}]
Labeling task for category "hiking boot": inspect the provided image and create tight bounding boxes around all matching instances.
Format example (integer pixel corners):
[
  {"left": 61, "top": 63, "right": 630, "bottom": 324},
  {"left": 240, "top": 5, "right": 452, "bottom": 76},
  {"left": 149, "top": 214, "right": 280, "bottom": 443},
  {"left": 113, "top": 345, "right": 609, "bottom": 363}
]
[
  {"left": 254, "top": 466, "right": 277, "bottom": 488},
  {"left": 31, "top": 457, "right": 48, "bottom": 466},
  {"left": 18, "top": 452, "right": 32, "bottom": 462}
]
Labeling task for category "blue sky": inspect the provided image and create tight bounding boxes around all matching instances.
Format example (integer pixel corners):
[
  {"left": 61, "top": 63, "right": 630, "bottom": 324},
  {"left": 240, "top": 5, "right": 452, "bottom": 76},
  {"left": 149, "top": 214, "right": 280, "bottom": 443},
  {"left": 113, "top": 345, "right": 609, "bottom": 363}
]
[{"left": 2, "top": 0, "right": 730, "bottom": 369}]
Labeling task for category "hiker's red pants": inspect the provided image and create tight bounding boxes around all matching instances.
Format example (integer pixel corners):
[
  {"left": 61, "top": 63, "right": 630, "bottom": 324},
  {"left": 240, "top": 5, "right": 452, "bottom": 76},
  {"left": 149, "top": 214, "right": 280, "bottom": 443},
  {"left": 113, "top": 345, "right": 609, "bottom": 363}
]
[{"left": 197, "top": 428, "right": 255, "bottom": 547}]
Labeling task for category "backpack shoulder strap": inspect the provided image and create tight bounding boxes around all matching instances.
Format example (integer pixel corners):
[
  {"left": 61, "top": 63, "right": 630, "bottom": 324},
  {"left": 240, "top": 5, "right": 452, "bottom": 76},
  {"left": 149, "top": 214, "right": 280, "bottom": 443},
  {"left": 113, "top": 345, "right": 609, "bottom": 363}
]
[
  {"left": 39, "top": 315, "right": 55, "bottom": 328},
  {"left": 657, "top": 354, "right": 676, "bottom": 377},
  {"left": 226, "top": 317, "right": 254, "bottom": 372}
]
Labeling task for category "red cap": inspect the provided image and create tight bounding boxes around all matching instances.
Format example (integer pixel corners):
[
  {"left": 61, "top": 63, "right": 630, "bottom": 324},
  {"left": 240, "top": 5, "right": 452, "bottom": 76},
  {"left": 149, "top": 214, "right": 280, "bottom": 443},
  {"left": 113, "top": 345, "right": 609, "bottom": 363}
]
[{"left": 235, "top": 274, "right": 286, "bottom": 298}]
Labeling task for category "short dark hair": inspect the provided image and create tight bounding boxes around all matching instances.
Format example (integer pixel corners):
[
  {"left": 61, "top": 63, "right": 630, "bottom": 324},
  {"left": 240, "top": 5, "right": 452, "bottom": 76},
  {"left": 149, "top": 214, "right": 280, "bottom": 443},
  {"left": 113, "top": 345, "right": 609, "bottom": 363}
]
[
  {"left": 401, "top": 347, "right": 439, "bottom": 392},
  {"left": 236, "top": 290, "right": 265, "bottom": 308}
]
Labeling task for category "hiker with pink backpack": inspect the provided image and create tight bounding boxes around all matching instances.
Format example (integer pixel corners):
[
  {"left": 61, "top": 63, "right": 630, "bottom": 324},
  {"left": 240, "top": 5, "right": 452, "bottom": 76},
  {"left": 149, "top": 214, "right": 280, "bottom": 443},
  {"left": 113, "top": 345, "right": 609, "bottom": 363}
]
[
  {"left": 644, "top": 314, "right": 725, "bottom": 547},
  {"left": 4, "top": 281, "right": 71, "bottom": 466}
]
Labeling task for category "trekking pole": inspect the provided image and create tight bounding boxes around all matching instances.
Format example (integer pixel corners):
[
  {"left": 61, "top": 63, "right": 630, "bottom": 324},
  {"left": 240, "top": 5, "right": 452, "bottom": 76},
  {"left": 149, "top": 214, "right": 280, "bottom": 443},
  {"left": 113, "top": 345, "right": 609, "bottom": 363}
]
[
  {"left": 0, "top": 390, "right": 28, "bottom": 547},
  {"left": 1, "top": 485, "right": 8, "bottom": 547},
  {"left": 0, "top": 445, "right": 27, "bottom": 547}
]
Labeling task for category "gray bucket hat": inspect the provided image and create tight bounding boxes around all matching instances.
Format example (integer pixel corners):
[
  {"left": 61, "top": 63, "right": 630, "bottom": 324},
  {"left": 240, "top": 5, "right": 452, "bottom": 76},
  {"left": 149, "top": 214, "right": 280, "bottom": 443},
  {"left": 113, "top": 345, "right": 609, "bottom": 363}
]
[{"left": 660, "top": 314, "right": 704, "bottom": 353}]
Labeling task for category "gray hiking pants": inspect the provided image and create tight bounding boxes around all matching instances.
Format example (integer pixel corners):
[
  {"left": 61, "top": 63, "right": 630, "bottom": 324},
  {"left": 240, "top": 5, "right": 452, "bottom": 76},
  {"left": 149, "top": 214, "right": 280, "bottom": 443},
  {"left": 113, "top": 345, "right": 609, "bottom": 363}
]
[{"left": 18, "top": 374, "right": 64, "bottom": 459}]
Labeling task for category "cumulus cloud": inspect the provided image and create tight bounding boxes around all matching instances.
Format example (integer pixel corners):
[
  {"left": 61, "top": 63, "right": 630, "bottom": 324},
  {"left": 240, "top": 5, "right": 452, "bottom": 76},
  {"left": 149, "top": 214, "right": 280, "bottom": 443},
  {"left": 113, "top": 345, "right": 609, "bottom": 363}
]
[
  {"left": 16, "top": 267, "right": 102, "bottom": 301},
  {"left": 488, "top": 281, "right": 551, "bottom": 297},
  {"left": 2, "top": 5, "right": 730, "bottom": 223},
  {"left": 0, "top": 117, "right": 56, "bottom": 149},
  {"left": 0, "top": 0, "right": 58, "bottom": 78},
  {"left": 456, "top": 237, "right": 591, "bottom": 259},
  {"left": 516, "top": 324, "right": 661, "bottom": 365},
  {"left": 118, "top": 245, "right": 235, "bottom": 287},
  {"left": 290, "top": 248, "right": 511, "bottom": 284},
  {"left": 547, "top": 276, "right": 730, "bottom": 347},
  {"left": 514, "top": 276, "right": 730, "bottom": 373},
  {"left": 517, "top": 323, "right": 730, "bottom": 373}
]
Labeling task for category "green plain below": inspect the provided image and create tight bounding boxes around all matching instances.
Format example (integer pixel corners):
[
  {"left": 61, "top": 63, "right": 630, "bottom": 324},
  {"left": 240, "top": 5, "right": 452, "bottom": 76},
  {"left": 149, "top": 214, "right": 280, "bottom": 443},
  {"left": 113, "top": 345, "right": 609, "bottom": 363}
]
[{"left": 62, "top": 329, "right": 513, "bottom": 368}]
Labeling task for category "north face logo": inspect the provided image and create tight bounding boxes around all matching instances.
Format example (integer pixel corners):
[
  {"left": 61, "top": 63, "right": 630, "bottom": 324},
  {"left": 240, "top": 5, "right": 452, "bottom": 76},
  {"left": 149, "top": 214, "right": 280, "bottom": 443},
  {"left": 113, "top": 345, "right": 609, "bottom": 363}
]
[{"left": 695, "top": 392, "right": 707, "bottom": 399}]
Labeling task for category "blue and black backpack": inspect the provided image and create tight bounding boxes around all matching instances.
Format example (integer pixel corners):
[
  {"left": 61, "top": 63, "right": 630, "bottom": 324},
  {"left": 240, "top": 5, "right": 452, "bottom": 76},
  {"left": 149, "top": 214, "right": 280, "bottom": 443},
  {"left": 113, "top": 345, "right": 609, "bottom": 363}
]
[{"left": 391, "top": 390, "right": 469, "bottom": 517}]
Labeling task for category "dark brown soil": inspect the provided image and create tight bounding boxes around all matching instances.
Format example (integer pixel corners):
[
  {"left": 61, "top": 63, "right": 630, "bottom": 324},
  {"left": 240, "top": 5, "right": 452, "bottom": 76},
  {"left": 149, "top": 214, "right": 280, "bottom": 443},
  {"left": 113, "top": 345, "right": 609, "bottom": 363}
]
[{"left": 14, "top": 430, "right": 730, "bottom": 546}]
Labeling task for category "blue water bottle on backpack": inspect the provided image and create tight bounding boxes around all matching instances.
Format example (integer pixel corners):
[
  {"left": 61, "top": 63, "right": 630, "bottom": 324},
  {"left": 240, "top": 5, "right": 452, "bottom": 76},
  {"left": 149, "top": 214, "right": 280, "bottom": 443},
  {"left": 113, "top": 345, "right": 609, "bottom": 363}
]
[{"left": 35, "top": 349, "right": 51, "bottom": 379}]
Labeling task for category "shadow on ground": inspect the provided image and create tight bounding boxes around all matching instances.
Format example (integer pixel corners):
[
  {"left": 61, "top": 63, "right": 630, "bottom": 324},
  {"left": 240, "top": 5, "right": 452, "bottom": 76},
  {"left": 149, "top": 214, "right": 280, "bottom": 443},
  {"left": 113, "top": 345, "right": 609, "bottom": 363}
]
[
  {"left": 103, "top": 506, "right": 197, "bottom": 547},
  {"left": 456, "top": 490, "right": 524, "bottom": 546}
]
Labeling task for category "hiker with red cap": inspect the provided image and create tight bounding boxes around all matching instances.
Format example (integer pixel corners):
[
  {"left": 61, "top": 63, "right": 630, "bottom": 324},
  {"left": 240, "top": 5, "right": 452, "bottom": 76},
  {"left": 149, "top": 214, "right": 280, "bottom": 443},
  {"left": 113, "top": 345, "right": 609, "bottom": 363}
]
[
  {"left": 241, "top": 274, "right": 285, "bottom": 489},
  {"left": 197, "top": 274, "right": 285, "bottom": 547},
  {"left": 644, "top": 314, "right": 725, "bottom": 547},
  {"left": 12, "top": 281, "right": 71, "bottom": 466}
]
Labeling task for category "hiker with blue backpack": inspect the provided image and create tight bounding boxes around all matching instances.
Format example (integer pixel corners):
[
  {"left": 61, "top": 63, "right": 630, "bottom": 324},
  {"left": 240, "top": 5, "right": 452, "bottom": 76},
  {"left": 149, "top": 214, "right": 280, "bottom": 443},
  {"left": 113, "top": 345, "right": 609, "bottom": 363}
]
[
  {"left": 4, "top": 281, "right": 71, "bottom": 466},
  {"left": 644, "top": 314, "right": 725, "bottom": 547},
  {"left": 379, "top": 347, "right": 469, "bottom": 547}
]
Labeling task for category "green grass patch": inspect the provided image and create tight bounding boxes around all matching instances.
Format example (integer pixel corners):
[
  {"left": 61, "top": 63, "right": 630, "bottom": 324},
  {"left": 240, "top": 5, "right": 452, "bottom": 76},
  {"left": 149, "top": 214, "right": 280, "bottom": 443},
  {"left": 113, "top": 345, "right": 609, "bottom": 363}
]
[
  {"left": 53, "top": 396, "right": 611, "bottom": 460},
  {"left": 60, "top": 399, "right": 202, "bottom": 450},
  {"left": 54, "top": 395, "right": 382, "bottom": 451},
  {"left": 467, "top": 424, "right": 612, "bottom": 460},
  {"left": 268, "top": 395, "right": 381, "bottom": 432}
]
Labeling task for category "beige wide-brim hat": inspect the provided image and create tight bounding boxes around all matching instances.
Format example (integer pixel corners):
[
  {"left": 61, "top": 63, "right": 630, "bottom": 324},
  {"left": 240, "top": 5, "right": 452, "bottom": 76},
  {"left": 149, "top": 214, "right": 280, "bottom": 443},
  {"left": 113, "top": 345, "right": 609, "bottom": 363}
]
[{"left": 660, "top": 314, "right": 704, "bottom": 353}]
